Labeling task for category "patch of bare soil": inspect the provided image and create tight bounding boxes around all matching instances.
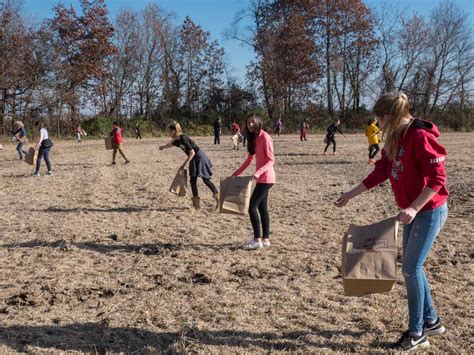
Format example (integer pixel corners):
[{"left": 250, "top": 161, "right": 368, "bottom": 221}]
[{"left": 0, "top": 133, "right": 472, "bottom": 353}]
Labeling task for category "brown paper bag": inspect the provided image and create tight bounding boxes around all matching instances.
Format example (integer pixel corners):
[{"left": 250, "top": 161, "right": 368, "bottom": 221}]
[
  {"left": 105, "top": 136, "right": 114, "bottom": 150},
  {"left": 342, "top": 216, "right": 399, "bottom": 296},
  {"left": 169, "top": 169, "right": 188, "bottom": 196},
  {"left": 24, "top": 147, "right": 39, "bottom": 166},
  {"left": 219, "top": 176, "right": 253, "bottom": 215}
]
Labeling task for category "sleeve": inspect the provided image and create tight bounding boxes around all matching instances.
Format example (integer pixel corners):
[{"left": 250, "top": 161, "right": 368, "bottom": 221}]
[
  {"left": 337, "top": 126, "right": 344, "bottom": 134},
  {"left": 415, "top": 131, "right": 447, "bottom": 193},
  {"left": 233, "top": 154, "right": 254, "bottom": 176},
  {"left": 362, "top": 150, "right": 389, "bottom": 189},
  {"left": 254, "top": 135, "right": 275, "bottom": 179},
  {"left": 180, "top": 136, "right": 194, "bottom": 152}
]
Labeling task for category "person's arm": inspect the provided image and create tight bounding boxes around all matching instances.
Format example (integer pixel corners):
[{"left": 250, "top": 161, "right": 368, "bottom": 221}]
[
  {"left": 159, "top": 140, "right": 175, "bottom": 150},
  {"left": 335, "top": 152, "right": 389, "bottom": 207},
  {"left": 337, "top": 126, "right": 347, "bottom": 138},
  {"left": 398, "top": 187, "right": 437, "bottom": 224},
  {"left": 233, "top": 155, "right": 254, "bottom": 176},
  {"left": 180, "top": 149, "right": 195, "bottom": 170},
  {"left": 35, "top": 129, "right": 44, "bottom": 149},
  {"left": 254, "top": 135, "right": 274, "bottom": 179}
]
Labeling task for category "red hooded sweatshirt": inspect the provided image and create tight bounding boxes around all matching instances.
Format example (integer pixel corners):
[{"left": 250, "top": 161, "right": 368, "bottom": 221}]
[
  {"left": 363, "top": 119, "right": 448, "bottom": 211},
  {"left": 111, "top": 127, "right": 123, "bottom": 145}
]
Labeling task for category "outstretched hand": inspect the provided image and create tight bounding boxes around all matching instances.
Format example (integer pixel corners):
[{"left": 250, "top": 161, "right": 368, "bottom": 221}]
[{"left": 334, "top": 192, "right": 351, "bottom": 207}]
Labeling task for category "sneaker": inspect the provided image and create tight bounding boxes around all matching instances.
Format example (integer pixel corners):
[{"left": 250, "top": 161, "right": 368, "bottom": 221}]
[
  {"left": 33, "top": 171, "right": 40, "bottom": 176},
  {"left": 243, "top": 239, "right": 263, "bottom": 250},
  {"left": 394, "top": 331, "right": 430, "bottom": 351},
  {"left": 262, "top": 239, "right": 271, "bottom": 247},
  {"left": 111, "top": 161, "right": 116, "bottom": 165},
  {"left": 424, "top": 318, "right": 446, "bottom": 336},
  {"left": 47, "top": 171, "right": 53, "bottom": 176},
  {"left": 125, "top": 160, "right": 130, "bottom": 164}
]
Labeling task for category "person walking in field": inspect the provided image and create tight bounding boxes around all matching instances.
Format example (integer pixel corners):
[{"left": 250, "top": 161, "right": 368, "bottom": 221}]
[
  {"left": 366, "top": 118, "right": 381, "bottom": 164},
  {"left": 76, "top": 124, "right": 86, "bottom": 143},
  {"left": 110, "top": 121, "right": 130, "bottom": 165},
  {"left": 33, "top": 121, "right": 53, "bottom": 176},
  {"left": 233, "top": 114, "right": 275, "bottom": 250},
  {"left": 274, "top": 116, "right": 283, "bottom": 136},
  {"left": 213, "top": 117, "right": 222, "bottom": 145},
  {"left": 300, "top": 118, "right": 309, "bottom": 141},
  {"left": 323, "top": 119, "right": 347, "bottom": 155},
  {"left": 335, "top": 92, "right": 448, "bottom": 352},
  {"left": 11, "top": 121, "right": 28, "bottom": 160},
  {"left": 231, "top": 120, "right": 242, "bottom": 150},
  {"left": 159, "top": 122, "right": 219, "bottom": 210},
  {"left": 135, "top": 122, "right": 142, "bottom": 140}
]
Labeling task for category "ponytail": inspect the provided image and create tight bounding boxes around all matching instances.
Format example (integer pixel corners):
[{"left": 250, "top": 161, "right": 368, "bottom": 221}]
[{"left": 373, "top": 92, "right": 411, "bottom": 161}]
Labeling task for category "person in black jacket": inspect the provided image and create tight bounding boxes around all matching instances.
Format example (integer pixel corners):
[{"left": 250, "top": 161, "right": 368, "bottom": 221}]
[
  {"left": 323, "top": 119, "right": 347, "bottom": 155},
  {"left": 213, "top": 117, "right": 222, "bottom": 145}
]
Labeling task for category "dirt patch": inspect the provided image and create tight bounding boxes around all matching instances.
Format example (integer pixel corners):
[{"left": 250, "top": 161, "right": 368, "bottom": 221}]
[{"left": 0, "top": 133, "right": 472, "bottom": 353}]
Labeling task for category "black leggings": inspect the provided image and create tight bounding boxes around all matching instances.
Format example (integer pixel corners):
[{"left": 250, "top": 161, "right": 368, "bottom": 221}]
[
  {"left": 324, "top": 136, "right": 336, "bottom": 153},
  {"left": 190, "top": 176, "right": 218, "bottom": 197},
  {"left": 369, "top": 144, "right": 380, "bottom": 159},
  {"left": 249, "top": 183, "right": 273, "bottom": 239}
]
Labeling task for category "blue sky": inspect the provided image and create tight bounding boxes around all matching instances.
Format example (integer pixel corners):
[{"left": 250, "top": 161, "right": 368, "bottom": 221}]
[{"left": 24, "top": 0, "right": 474, "bottom": 81}]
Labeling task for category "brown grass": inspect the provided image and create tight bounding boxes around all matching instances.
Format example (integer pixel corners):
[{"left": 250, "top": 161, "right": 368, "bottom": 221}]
[{"left": 0, "top": 133, "right": 473, "bottom": 353}]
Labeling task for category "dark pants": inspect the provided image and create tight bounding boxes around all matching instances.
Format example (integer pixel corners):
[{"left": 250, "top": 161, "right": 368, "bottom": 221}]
[
  {"left": 136, "top": 132, "right": 142, "bottom": 139},
  {"left": 190, "top": 176, "right": 218, "bottom": 197},
  {"left": 300, "top": 128, "right": 308, "bottom": 141},
  {"left": 369, "top": 144, "right": 380, "bottom": 159},
  {"left": 36, "top": 146, "right": 52, "bottom": 172},
  {"left": 214, "top": 133, "right": 220, "bottom": 145},
  {"left": 324, "top": 136, "right": 336, "bottom": 153},
  {"left": 249, "top": 183, "right": 273, "bottom": 239}
]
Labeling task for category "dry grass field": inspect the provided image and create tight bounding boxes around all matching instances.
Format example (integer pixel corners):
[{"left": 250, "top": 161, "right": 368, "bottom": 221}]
[{"left": 0, "top": 132, "right": 472, "bottom": 353}]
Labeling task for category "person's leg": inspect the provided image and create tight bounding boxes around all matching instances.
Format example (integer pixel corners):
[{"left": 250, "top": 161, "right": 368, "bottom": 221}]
[
  {"left": 402, "top": 203, "right": 448, "bottom": 335},
  {"left": 112, "top": 146, "right": 118, "bottom": 163},
  {"left": 35, "top": 148, "right": 45, "bottom": 173},
  {"left": 372, "top": 144, "right": 380, "bottom": 159},
  {"left": 323, "top": 139, "right": 331, "bottom": 153},
  {"left": 368, "top": 145, "right": 374, "bottom": 159},
  {"left": 300, "top": 128, "right": 304, "bottom": 141},
  {"left": 190, "top": 176, "right": 199, "bottom": 197},
  {"left": 248, "top": 184, "right": 271, "bottom": 239},
  {"left": 331, "top": 137, "right": 337, "bottom": 153},
  {"left": 257, "top": 184, "right": 273, "bottom": 239},
  {"left": 43, "top": 147, "right": 52, "bottom": 172},
  {"left": 117, "top": 144, "right": 129, "bottom": 161},
  {"left": 17, "top": 143, "right": 24, "bottom": 159},
  {"left": 202, "top": 177, "right": 218, "bottom": 195}
]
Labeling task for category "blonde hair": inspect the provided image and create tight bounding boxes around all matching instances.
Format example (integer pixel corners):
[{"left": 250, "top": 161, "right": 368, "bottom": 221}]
[
  {"left": 169, "top": 121, "right": 183, "bottom": 136},
  {"left": 373, "top": 92, "right": 411, "bottom": 161}
]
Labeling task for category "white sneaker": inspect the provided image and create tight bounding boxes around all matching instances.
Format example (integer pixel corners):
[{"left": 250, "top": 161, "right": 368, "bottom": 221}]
[
  {"left": 243, "top": 239, "right": 263, "bottom": 250},
  {"left": 262, "top": 239, "right": 271, "bottom": 247},
  {"left": 47, "top": 171, "right": 53, "bottom": 176},
  {"left": 33, "top": 171, "right": 40, "bottom": 176}
]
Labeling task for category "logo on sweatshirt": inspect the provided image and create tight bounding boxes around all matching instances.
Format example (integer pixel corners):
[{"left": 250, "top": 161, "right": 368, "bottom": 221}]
[{"left": 391, "top": 147, "right": 405, "bottom": 181}]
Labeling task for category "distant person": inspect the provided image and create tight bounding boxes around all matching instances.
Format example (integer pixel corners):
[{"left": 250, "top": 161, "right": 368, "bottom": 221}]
[
  {"left": 231, "top": 120, "right": 242, "bottom": 150},
  {"left": 366, "top": 118, "right": 381, "bottom": 164},
  {"left": 335, "top": 92, "right": 449, "bottom": 352},
  {"left": 33, "top": 121, "right": 53, "bottom": 176},
  {"left": 233, "top": 114, "right": 275, "bottom": 250},
  {"left": 159, "top": 122, "right": 219, "bottom": 210},
  {"left": 274, "top": 116, "right": 283, "bottom": 136},
  {"left": 110, "top": 121, "right": 130, "bottom": 165},
  {"left": 11, "top": 121, "right": 28, "bottom": 160},
  {"left": 300, "top": 118, "right": 309, "bottom": 141},
  {"left": 241, "top": 123, "right": 247, "bottom": 147},
  {"left": 323, "top": 119, "right": 347, "bottom": 155},
  {"left": 76, "top": 124, "right": 86, "bottom": 143},
  {"left": 135, "top": 122, "right": 142, "bottom": 140},
  {"left": 213, "top": 117, "right": 222, "bottom": 145}
]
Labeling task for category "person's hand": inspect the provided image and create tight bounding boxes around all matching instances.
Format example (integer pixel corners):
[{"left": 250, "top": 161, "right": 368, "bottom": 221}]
[
  {"left": 334, "top": 192, "right": 352, "bottom": 207},
  {"left": 398, "top": 207, "right": 417, "bottom": 224},
  {"left": 34, "top": 144, "right": 39, "bottom": 150},
  {"left": 179, "top": 163, "right": 187, "bottom": 171},
  {"left": 344, "top": 134, "right": 348, "bottom": 139},
  {"left": 251, "top": 173, "right": 259, "bottom": 181}
]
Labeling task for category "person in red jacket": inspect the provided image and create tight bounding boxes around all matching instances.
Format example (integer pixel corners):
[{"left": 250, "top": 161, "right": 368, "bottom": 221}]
[
  {"left": 335, "top": 92, "right": 448, "bottom": 352},
  {"left": 230, "top": 120, "right": 242, "bottom": 150},
  {"left": 110, "top": 121, "right": 130, "bottom": 165}
]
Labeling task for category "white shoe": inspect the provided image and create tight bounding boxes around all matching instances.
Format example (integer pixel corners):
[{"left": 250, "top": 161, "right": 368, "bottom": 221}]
[
  {"left": 262, "top": 239, "right": 271, "bottom": 247},
  {"left": 33, "top": 171, "right": 40, "bottom": 176},
  {"left": 243, "top": 239, "right": 263, "bottom": 250},
  {"left": 47, "top": 171, "right": 53, "bottom": 176}
]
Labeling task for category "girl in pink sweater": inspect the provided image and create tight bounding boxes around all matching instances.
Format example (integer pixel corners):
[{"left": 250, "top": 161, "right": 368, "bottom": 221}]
[{"left": 233, "top": 114, "right": 276, "bottom": 250}]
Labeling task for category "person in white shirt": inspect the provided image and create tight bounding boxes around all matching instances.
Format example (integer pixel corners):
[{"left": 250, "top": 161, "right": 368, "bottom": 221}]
[{"left": 33, "top": 121, "right": 53, "bottom": 176}]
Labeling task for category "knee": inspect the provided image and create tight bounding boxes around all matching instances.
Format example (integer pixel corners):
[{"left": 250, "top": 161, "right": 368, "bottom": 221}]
[{"left": 402, "top": 260, "right": 420, "bottom": 278}]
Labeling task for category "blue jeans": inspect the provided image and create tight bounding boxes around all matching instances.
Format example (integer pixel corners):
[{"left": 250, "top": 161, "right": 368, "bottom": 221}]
[
  {"left": 402, "top": 202, "right": 448, "bottom": 334},
  {"left": 16, "top": 142, "right": 27, "bottom": 159},
  {"left": 35, "top": 146, "right": 52, "bottom": 172}
]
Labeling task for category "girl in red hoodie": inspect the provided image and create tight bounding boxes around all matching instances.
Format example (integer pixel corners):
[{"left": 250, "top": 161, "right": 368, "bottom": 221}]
[
  {"left": 110, "top": 121, "right": 130, "bottom": 165},
  {"left": 335, "top": 93, "right": 448, "bottom": 352},
  {"left": 233, "top": 114, "right": 276, "bottom": 250}
]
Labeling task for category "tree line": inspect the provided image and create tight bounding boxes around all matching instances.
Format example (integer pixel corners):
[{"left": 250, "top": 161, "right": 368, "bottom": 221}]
[{"left": 0, "top": 0, "right": 473, "bottom": 138}]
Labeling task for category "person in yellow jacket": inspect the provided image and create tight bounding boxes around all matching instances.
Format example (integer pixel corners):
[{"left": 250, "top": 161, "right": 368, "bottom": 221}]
[{"left": 365, "top": 118, "right": 381, "bottom": 164}]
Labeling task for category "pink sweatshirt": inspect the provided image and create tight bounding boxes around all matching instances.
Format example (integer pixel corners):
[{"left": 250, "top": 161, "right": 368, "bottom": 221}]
[{"left": 233, "top": 130, "right": 276, "bottom": 184}]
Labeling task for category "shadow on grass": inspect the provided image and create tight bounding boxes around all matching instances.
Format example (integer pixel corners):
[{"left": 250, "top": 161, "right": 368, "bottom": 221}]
[
  {"left": 41, "top": 206, "right": 187, "bottom": 213},
  {"left": 0, "top": 323, "right": 369, "bottom": 353}
]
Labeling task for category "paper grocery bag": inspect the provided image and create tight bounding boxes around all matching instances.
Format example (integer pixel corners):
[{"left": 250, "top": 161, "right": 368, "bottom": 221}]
[
  {"left": 219, "top": 176, "right": 253, "bottom": 215},
  {"left": 105, "top": 136, "right": 114, "bottom": 150},
  {"left": 24, "top": 147, "right": 39, "bottom": 166},
  {"left": 169, "top": 169, "right": 188, "bottom": 196},
  {"left": 342, "top": 216, "right": 399, "bottom": 296}
]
